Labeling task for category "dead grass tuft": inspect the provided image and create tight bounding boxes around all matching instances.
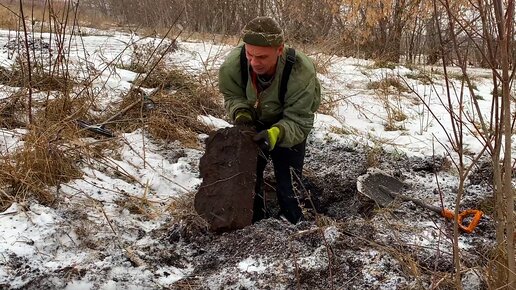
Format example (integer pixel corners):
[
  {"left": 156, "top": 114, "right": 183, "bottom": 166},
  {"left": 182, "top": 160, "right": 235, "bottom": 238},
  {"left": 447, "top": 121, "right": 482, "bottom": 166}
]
[
  {"left": 0, "top": 56, "right": 76, "bottom": 93},
  {"left": 117, "top": 41, "right": 177, "bottom": 74},
  {"left": 310, "top": 53, "right": 333, "bottom": 75},
  {"left": 38, "top": 93, "right": 93, "bottom": 123},
  {"left": 365, "top": 144, "right": 384, "bottom": 168},
  {"left": 316, "top": 86, "right": 347, "bottom": 117},
  {"left": 0, "top": 124, "right": 83, "bottom": 207},
  {"left": 106, "top": 68, "right": 224, "bottom": 148},
  {"left": 384, "top": 107, "right": 407, "bottom": 131},
  {"left": 116, "top": 192, "right": 158, "bottom": 220},
  {"left": 136, "top": 66, "right": 189, "bottom": 90},
  {"left": 0, "top": 91, "right": 27, "bottom": 128},
  {"left": 372, "top": 60, "right": 397, "bottom": 70},
  {"left": 405, "top": 71, "right": 434, "bottom": 85},
  {"left": 0, "top": 182, "right": 12, "bottom": 212},
  {"left": 367, "top": 77, "right": 410, "bottom": 93},
  {"left": 167, "top": 191, "right": 209, "bottom": 235}
]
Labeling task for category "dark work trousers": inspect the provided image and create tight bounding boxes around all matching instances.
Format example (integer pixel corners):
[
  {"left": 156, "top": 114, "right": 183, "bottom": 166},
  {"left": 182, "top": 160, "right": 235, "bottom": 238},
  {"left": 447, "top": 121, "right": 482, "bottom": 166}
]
[{"left": 253, "top": 139, "right": 306, "bottom": 224}]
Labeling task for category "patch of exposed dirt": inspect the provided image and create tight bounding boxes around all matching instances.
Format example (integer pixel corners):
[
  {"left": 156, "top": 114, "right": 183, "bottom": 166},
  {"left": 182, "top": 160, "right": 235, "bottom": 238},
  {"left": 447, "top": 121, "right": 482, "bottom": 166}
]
[{"left": 138, "top": 138, "right": 494, "bottom": 289}]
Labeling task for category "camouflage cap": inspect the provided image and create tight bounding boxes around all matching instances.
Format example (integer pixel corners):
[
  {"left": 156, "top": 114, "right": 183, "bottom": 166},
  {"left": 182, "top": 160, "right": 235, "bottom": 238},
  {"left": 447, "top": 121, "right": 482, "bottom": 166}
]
[{"left": 242, "top": 17, "right": 284, "bottom": 47}]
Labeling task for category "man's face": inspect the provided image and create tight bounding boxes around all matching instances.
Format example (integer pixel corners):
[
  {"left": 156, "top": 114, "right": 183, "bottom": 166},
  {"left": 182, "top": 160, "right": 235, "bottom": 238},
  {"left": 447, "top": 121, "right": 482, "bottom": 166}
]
[{"left": 245, "top": 44, "right": 284, "bottom": 76}]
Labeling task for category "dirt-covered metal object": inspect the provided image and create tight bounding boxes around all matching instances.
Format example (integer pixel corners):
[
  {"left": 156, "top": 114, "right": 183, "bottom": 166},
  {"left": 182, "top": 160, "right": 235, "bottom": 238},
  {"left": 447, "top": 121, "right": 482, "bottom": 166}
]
[
  {"left": 356, "top": 168, "right": 405, "bottom": 207},
  {"left": 194, "top": 126, "right": 258, "bottom": 232}
]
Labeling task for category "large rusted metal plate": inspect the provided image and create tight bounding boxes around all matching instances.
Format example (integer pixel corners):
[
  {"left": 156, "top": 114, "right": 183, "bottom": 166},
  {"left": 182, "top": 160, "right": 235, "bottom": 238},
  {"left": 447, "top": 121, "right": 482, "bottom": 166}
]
[{"left": 194, "top": 126, "right": 258, "bottom": 232}]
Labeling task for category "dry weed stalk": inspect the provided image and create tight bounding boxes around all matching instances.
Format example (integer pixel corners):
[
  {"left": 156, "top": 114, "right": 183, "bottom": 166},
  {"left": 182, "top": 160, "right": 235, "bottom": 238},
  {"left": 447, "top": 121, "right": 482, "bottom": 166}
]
[{"left": 116, "top": 181, "right": 159, "bottom": 220}]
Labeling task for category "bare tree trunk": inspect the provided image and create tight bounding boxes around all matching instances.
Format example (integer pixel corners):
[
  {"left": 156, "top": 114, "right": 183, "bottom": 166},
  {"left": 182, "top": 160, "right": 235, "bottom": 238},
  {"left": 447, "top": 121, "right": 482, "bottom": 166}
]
[
  {"left": 476, "top": 0, "right": 515, "bottom": 287},
  {"left": 387, "top": 0, "right": 405, "bottom": 62},
  {"left": 494, "top": 0, "right": 516, "bottom": 286},
  {"left": 426, "top": 13, "right": 440, "bottom": 65}
]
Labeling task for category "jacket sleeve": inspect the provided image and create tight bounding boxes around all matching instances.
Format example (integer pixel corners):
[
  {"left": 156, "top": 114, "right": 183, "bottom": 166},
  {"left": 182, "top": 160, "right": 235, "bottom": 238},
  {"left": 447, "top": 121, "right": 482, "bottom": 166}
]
[
  {"left": 274, "top": 69, "right": 321, "bottom": 148},
  {"left": 218, "top": 47, "right": 253, "bottom": 120}
]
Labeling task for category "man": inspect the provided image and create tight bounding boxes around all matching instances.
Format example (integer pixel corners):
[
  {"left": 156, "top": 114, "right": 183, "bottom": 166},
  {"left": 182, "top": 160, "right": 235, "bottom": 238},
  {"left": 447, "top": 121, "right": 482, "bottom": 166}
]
[{"left": 218, "top": 16, "right": 321, "bottom": 224}]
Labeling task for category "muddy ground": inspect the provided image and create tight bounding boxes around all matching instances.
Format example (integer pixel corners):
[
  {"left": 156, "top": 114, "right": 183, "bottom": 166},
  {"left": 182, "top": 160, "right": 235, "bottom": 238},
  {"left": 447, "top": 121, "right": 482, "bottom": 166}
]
[
  {"left": 162, "top": 137, "right": 492, "bottom": 289},
  {"left": 3, "top": 136, "right": 494, "bottom": 290}
]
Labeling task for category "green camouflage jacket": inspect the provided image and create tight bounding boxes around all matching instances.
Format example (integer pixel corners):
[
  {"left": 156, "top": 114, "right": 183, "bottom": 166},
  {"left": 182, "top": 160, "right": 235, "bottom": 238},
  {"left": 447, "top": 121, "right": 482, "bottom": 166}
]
[{"left": 219, "top": 44, "right": 321, "bottom": 148}]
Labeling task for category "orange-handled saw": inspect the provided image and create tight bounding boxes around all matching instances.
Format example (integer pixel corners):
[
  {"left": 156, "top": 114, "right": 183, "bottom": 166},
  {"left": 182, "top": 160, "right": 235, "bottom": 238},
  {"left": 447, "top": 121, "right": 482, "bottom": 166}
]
[{"left": 357, "top": 170, "right": 483, "bottom": 234}]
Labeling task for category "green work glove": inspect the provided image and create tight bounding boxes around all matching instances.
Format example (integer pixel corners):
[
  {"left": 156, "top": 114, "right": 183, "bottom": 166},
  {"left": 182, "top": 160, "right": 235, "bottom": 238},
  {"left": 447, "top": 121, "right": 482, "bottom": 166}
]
[
  {"left": 253, "top": 126, "right": 281, "bottom": 151},
  {"left": 234, "top": 110, "right": 253, "bottom": 126}
]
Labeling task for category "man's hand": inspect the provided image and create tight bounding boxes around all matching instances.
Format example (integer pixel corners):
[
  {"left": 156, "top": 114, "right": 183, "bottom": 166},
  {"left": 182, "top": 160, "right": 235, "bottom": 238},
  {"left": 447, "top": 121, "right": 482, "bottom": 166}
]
[
  {"left": 253, "top": 127, "right": 281, "bottom": 151},
  {"left": 234, "top": 110, "right": 254, "bottom": 127}
]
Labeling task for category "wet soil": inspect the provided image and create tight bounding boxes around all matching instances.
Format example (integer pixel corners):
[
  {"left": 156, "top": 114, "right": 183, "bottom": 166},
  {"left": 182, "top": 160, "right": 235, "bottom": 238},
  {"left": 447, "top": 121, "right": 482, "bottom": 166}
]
[
  {"left": 8, "top": 137, "right": 494, "bottom": 290},
  {"left": 164, "top": 139, "right": 493, "bottom": 289}
]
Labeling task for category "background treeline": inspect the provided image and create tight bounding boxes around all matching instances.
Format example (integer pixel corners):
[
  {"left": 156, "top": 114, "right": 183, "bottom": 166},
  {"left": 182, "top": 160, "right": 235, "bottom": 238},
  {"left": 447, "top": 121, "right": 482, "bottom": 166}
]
[{"left": 82, "top": 0, "right": 503, "bottom": 66}]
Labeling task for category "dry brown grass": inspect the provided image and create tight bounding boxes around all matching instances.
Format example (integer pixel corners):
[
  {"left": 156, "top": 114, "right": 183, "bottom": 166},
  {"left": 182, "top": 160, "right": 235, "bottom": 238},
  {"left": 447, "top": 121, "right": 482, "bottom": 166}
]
[
  {"left": 137, "top": 27, "right": 241, "bottom": 46},
  {"left": 0, "top": 55, "right": 77, "bottom": 93},
  {"left": 367, "top": 77, "right": 410, "bottom": 94},
  {"left": 0, "top": 90, "right": 27, "bottom": 128},
  {"left": 317, "top": 90, "right": 343, "bottom": 116},
  {"left": 41, "top": 95, "right": 83, "bottom": 122},
  {"left": 166, "top": 191, "right": 209, "bottom": 235},
  {"left": 0, "top": 85, "right": 101, "bottom": 209},
  {"left": 0, "top": 6, "right": 18, "bottom": 30},
  {"left": 0, "top": 2, "right": 64, "bottom": 30},
  {"left": 0, "top": 123, "right": 83, "bottom": 208},
  {"left": 365, "top": 144, "right": 384, "bottom": 168},
  {"left": 116, "top": 188, "right": 159, "bottom": 220},
  {"left": 0, "top": 9, "right": 225, "bottom": 214},
  {"left": 105, "top": 68, "right": 224, "bottom": 148}
]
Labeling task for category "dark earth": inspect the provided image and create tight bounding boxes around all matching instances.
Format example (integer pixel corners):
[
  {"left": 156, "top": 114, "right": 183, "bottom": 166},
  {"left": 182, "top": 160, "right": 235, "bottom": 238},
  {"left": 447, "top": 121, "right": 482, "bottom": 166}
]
[
  {"left": 167, "top": 135, "right": 493, "bottom": 289},
  {"left": 3, "top": 134, "right": 494, "bottom": 289}
]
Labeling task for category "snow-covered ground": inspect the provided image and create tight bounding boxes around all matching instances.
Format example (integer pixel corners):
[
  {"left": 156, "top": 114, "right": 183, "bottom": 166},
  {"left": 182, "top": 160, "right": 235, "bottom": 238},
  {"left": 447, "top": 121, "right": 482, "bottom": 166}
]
[{"left": 0, "top": 28, "right": 498, "bottom": 289}]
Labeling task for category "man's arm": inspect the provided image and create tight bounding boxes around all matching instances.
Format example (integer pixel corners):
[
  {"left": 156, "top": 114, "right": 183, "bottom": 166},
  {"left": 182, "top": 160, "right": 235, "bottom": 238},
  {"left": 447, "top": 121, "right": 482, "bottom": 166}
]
[
  {"left": 274, "top": 75, "right": 321, "bottom": 148},
  {"left": 218, "top": 47, "right": 253, "bottom": 121}
]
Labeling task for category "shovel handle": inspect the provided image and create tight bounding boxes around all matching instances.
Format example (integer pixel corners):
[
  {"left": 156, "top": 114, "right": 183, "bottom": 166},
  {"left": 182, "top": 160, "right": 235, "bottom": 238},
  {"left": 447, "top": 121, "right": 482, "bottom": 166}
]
[{"left": 441, "top": 209, "right": 484, "bottom": 234}]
